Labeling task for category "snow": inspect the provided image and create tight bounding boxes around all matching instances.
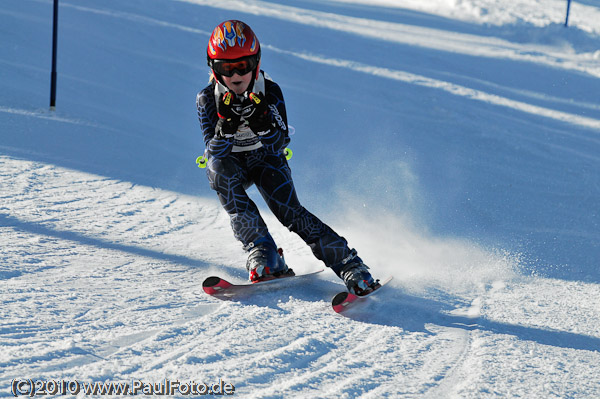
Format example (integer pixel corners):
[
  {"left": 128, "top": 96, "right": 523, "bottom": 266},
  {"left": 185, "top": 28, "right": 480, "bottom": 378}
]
[{"left": 1, "top": 0, "right": 599, "bottom": 397}]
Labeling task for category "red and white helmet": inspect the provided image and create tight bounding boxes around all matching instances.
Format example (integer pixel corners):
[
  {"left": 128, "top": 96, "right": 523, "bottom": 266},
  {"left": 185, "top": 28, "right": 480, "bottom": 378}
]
[{"left": 207, "top": 20, "right": 261, "bottom": 82}]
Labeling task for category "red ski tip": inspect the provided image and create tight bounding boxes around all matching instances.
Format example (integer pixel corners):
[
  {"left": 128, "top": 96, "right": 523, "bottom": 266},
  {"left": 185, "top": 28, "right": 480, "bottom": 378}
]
[
  {"left": 202, "top": 276, "right": 232, "bottom": 295},
  {"left": 332, "top": 291, "right": 360, "bottom": 313}
]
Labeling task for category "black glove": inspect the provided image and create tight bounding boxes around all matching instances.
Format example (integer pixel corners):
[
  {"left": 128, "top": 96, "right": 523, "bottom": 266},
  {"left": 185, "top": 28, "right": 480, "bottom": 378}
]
[
  {"left": 215, "top": 91, "right": 240, "bottom": 138},
  {"left": 247, "top": 92, "right": 273, "bottom": 135}
]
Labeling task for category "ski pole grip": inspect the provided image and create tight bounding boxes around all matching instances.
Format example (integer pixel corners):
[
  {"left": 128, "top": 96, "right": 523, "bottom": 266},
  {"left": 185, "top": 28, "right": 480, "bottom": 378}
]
[{"left": 196, "top": 155, "right": 207, "bottom": 168}]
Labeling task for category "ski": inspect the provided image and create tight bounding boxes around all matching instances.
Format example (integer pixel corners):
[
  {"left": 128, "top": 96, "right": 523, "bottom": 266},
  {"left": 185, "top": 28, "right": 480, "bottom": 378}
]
[
  {"left": 331, "top": 276, "right": 393, "bottom": 313},
  {"left": 202, "top": 268, "right": 324, "bottom": 297}
]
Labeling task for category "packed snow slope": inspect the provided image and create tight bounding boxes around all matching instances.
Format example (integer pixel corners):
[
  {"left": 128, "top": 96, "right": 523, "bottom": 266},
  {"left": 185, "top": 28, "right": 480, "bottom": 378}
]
[{"left": 1, "top": 0, "right": 599, "bottom": 398}]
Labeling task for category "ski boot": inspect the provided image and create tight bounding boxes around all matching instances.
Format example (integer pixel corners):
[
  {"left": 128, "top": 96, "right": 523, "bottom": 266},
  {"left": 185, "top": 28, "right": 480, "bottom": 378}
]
[
  {"left": 335, "top": 249, "right": 379, "bottom": 295},
  {"left": 246, "top": 234, "right": 294, "bottom": 283}
]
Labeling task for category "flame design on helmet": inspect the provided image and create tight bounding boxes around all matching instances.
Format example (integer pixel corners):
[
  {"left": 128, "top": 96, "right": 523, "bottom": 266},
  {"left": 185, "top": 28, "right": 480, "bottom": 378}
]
[
  {"left": 223, "top": 21, "right": 236, "bottom": 48},
  {"left": 208, "top": 26, "right": 223, "bottom": 57},
  {"left": 234, "top": 23, "right": 246, "bottom": 47},
  {"left": 207, "top": 20, "right": 260, "bottom": 61}
]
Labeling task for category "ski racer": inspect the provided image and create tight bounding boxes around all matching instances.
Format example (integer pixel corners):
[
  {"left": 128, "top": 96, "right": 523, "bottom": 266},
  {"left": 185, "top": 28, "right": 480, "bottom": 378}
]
[{"left": 196, "top": 20, "right": 379, "bottom": 295}]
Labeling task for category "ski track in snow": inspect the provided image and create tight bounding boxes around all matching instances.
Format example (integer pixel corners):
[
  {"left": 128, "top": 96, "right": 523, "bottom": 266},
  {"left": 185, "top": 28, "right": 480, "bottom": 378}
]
[
  {"left": 0, "top": 155, "right": 471, "bottom": 397},
  {"left": 177, "top": 0, "right": 600, "bottom": 78},
  {"left": 2, "top": 155, "right": 599, "bottom": 397},
  {"left": 35, "top": 0, "right": 600, "bottom": 131},
  {"left": 263, "top": 45, "right": 600, "bottom": 131},
  {"left": 0, "top": 106, "right": 103, "bottom": 127}
]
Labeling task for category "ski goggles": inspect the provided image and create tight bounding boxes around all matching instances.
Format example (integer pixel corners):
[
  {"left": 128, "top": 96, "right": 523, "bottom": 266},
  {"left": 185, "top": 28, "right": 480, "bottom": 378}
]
[{"left": 211, "top": 55, "right": 259, "bottom": 77}]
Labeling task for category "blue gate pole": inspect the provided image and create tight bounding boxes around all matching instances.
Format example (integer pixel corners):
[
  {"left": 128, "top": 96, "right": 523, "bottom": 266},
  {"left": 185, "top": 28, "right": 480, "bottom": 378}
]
[
  {"left": 564, "top": 0, "right": 572, "bottom": 27},
  {"left": 50, "top": 0, "right": 59, "bottom": 108}
]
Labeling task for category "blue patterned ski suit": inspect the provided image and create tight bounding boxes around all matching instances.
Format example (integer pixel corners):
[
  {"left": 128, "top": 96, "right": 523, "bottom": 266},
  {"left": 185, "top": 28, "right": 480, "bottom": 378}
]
[{"left": 196, "top": 71, "right": 353, "bottom": 274}]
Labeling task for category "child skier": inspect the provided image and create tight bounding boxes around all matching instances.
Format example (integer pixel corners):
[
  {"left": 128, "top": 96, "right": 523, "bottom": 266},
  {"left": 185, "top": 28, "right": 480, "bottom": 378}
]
[{"left": 196, "top": 20, "right": 378, "bottom": 295}]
